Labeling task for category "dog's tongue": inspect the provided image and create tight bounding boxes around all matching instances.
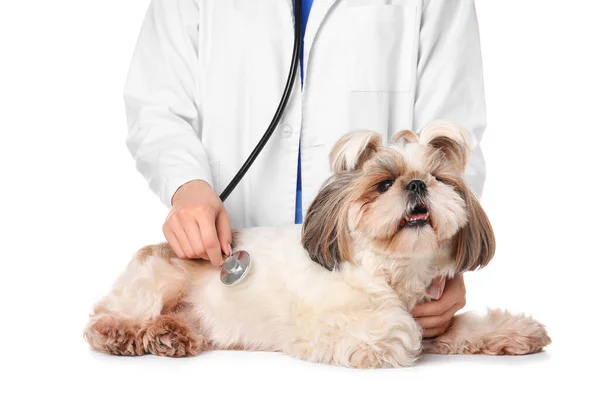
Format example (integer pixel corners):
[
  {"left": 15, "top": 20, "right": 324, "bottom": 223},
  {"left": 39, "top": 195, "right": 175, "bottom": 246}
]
[{"left": 408, "top": 213, "right": 428, "bottom": 220}]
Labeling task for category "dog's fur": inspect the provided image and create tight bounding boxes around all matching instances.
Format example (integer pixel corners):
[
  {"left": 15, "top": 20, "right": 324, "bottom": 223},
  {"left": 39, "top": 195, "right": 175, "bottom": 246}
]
[{"left": 84, "top": 121, "right": 551, "bottom": 368}]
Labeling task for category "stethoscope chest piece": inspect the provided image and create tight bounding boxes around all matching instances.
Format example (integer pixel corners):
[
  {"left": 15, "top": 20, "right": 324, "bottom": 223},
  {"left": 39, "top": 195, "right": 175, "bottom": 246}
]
[{"left": 220, "top": 249, "right": 252, "bottom": 286}]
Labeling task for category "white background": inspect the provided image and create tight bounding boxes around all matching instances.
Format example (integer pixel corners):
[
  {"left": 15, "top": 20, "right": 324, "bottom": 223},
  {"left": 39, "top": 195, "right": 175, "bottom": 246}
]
[{"left": 1, "top": 1, "right": 598, "bottom": 402}]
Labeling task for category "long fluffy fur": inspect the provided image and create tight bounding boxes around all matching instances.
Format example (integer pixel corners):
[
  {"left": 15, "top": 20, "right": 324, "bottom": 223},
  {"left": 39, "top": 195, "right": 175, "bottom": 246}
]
[{"left": 84, "top": 121, "right": 550, "bottom": 367}]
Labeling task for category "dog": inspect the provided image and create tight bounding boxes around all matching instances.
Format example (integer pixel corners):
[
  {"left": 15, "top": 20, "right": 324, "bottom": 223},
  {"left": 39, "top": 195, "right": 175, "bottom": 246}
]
[{"left": 84, "top": 121, "right": 551, "bottom": 368}]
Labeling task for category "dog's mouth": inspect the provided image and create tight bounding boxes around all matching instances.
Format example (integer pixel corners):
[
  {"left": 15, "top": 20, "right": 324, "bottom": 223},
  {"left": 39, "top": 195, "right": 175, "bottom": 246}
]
[{"left": 399, "top": 203, "right": 430, "bottom": 229}]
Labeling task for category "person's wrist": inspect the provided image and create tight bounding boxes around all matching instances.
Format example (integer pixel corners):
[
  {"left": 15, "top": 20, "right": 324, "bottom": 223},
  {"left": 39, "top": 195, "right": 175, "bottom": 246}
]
[{"left": 171, "top": 179, "right": 212, "bottom": 205}]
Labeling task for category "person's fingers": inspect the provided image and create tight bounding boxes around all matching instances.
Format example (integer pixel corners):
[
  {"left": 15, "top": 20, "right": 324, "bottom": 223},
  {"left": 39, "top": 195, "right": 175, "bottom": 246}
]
[
  {"left": 412, "top": 274, "right": 466, "bottom": 317},
  {"left": 426, "top": 276, "right": 447, "bottom": 300},
  {"left": 197, "top": 213, "right": 223, "bottom": 266},
  {"left": 410, "top": 297, "right": 449, "bottom": 318},
  {"left": 422, "top": 321, "right": 451, "bottom": 338},
  {"left": 455, "top": 295, "right": 466, "bottom": 311},
  {"left": 415, "top": 303, "right": 459, "bottom": 329},
  {"left": 216, "top": 211, "right": 232, "bottom": 255},
  {"left": 163, "top": 226, "right": 185, "bottom": 259},
  {"left": 181, "top": 215, "right": 207, "bottom": 258},
  {"left": 169, "top": 217, "right": 196, "bottom": 258}
]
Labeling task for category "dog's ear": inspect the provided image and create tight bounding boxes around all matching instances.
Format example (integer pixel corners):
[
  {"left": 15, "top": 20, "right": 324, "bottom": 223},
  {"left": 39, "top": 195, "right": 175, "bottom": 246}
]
[
  {"left": 452, "top": 181, "right": 496, "bottom": 272},
  {"left": 302, "top": 174, "right": 353, "bottom": 271},
  {"left": 390, "top": 129, "right": 419, "bottom": 146},
  {"left": 420, "top": 121, "right": 472, "bottom": 172},
  {"left": 330, "top": 130, "right": 381, "bottom": 174}
]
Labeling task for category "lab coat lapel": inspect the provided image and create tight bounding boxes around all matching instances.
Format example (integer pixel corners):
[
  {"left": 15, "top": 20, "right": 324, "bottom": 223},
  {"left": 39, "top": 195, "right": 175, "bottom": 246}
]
[{"left": 301, "top": 0, "right": 339, "bottom": 81}]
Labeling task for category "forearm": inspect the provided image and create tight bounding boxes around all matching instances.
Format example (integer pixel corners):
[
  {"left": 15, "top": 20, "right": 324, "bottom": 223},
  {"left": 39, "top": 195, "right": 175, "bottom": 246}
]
[
  {"left": 124, "top": 0, "right": 211, "bottom": 207},
  {"left": 125, "top": 101, "right": 214, "bottom": 207}
]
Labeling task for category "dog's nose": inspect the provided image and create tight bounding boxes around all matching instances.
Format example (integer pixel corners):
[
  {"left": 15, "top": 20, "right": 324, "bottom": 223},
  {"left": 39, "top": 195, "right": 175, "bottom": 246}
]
[{"left": 406, "top": 180, "right": 427, "bottom": 195}]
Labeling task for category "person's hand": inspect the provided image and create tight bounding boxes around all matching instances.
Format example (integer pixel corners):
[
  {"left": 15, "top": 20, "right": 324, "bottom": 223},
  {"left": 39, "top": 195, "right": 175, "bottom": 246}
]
[
  {"left": 163, "top": 180, "right": 231, "bottom": 266},
  {"left": 410, "top": 274, "right": 466, "bottom": 338}
]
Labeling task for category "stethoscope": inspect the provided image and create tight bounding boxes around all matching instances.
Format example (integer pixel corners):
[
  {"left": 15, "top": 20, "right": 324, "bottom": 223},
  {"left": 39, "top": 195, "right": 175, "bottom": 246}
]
[{"left": 218, "top": 0, "right": 303, "bottom": 286}]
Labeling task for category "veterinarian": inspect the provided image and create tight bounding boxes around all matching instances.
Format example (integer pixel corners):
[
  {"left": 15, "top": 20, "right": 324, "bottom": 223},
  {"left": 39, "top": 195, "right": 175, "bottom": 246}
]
[{"left": 124, "top": 0, "right": 485, "bottom": 338}]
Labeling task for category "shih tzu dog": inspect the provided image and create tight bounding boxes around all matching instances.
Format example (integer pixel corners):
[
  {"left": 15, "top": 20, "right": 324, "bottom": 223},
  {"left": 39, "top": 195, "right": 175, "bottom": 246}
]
[{"left": 84, "top": 121, "right": 551, "bottom": 368}]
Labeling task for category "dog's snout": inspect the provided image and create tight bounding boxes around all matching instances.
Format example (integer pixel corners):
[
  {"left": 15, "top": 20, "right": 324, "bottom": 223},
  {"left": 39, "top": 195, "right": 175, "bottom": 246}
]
[{"left": 406, "top": 180, "right": 427, "bottom": 195}]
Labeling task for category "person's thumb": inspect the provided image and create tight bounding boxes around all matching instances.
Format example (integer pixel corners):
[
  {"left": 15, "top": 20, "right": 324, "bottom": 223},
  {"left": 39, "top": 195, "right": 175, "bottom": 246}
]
[{"left": 427, "top": 276, "right": 446, "bottom": 300}]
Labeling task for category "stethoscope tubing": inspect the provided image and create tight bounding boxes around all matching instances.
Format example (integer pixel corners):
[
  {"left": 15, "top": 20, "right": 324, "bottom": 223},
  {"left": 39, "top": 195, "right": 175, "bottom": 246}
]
[{"left": 219, "top": 0, "right": 303, "bottom": 202}]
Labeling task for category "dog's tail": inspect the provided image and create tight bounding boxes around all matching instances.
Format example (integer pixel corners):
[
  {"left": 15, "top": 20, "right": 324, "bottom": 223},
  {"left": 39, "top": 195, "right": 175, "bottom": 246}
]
[{"left": 423, "top": 308, "right": 551, "bottom": 355}]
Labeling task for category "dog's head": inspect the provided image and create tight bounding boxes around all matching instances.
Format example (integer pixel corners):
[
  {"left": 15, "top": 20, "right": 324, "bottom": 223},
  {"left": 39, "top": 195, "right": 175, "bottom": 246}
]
[{"left": 302, "top": 121, "right": 495, "bottom": 272}]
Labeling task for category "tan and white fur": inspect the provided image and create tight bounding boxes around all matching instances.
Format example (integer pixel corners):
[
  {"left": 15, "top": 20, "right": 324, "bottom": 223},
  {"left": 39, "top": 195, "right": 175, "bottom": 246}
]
[{"left": 84, "top": 121, "right": 551, "bottom": 368}]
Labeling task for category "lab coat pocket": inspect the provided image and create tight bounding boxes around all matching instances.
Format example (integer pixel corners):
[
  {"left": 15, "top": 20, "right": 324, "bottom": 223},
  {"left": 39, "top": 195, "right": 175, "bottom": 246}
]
[{"left": 345, "top": 4, "right": 418, "bottom": 92}]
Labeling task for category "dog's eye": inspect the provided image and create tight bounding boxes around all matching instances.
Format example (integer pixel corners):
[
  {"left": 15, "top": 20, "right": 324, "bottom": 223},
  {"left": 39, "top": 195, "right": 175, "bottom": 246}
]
[
  {"left": 377, "top": 179, "right": 394, "bottom": 193},
  {"left": 434, "top": 175, "right": 449, "bottom": 185}
]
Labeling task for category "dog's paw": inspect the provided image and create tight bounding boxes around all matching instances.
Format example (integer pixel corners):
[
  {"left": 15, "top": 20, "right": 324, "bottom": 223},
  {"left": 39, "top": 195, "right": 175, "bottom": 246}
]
[
  {"left": 349, "top": 347, "right": 386, "bottom": 369},
  {"left": 476, "top": 313, "right": 552, "bottom": 356},
  {"left": 140, "top": 315, "right": 202, "bottom": 358},
  {"left": 347, "top": 331, "right": 422, "bottom": 369},
  {"left": 424, "top": 309, "right": 552, "bottom": 356},
  {"left": 348, "top": 344, "right": 419, "bottom": 369},
  {"left": 84, "top": 314, "right": 142, "bottom": 356}
]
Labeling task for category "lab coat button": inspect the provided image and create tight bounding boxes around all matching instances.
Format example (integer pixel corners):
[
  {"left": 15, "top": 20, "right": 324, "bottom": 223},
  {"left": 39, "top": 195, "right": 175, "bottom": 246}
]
[{"left": 281, "top": 124, "right": 293, "bottom": 138}]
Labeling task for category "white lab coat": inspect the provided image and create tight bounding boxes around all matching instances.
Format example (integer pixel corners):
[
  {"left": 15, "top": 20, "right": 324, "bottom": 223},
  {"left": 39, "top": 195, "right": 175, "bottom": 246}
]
[{"left": 125, "top": 0, "right": 487, "bottom": 229}]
